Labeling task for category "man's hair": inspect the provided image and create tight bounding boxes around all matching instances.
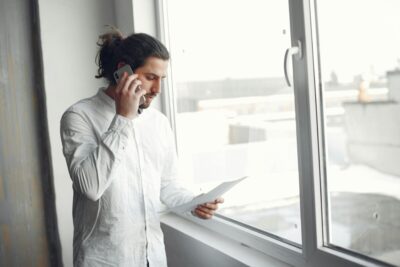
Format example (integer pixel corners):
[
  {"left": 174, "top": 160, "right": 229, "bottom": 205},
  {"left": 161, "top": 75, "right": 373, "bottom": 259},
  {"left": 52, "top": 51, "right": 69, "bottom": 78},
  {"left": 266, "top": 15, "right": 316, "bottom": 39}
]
[{"left": 95, "top": 27, "right": 170, "bottom": 85}]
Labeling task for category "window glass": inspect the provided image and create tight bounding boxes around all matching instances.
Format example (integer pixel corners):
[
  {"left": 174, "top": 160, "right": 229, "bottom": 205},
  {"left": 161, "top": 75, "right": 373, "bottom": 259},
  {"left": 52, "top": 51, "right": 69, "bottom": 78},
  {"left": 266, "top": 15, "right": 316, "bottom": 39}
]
[
  {"left": 316, "top": 0, "right": 400, "bottom": 265},
  {"left": 167, "top": 0, "right": 302, "bottom": 244}
]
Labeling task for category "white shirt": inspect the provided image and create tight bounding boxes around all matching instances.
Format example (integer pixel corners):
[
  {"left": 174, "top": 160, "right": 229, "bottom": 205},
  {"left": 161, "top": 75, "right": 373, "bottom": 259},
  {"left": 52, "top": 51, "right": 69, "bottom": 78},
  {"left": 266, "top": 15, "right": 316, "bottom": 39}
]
[{"left": 60, "top": 88, "right": 194, "bottom": 267}]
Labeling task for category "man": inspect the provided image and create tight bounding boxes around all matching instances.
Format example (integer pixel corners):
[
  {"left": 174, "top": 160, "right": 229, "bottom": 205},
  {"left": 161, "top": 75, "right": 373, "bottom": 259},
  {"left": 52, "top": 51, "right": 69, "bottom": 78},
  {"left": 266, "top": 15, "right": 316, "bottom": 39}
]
[{"left": 60, "top": 31, "right": 223, "bottom": 267}]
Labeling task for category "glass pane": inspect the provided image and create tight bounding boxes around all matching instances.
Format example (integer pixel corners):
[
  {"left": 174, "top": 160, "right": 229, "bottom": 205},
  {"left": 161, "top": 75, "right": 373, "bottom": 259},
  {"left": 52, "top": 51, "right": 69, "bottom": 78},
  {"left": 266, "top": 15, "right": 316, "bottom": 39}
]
[
  {"left": 316, "top": 0, "right": 400, "bottom": 265},
  {"left": 167, "top": 0, "right": 302, "bottom": 244}
]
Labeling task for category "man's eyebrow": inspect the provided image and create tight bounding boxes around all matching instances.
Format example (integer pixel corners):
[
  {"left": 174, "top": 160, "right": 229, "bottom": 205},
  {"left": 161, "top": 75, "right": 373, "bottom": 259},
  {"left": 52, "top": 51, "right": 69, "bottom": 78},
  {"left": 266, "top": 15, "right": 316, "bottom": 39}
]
[{"left": 145, "top": 72, "right": 167, "bottom": 78}]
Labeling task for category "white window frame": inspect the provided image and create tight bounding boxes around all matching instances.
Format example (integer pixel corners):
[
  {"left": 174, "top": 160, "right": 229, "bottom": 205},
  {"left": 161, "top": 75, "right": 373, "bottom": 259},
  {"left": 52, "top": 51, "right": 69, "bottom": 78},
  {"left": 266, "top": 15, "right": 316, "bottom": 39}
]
[{"left": 156, "top": 0, "right": 394, "bottom": 266}]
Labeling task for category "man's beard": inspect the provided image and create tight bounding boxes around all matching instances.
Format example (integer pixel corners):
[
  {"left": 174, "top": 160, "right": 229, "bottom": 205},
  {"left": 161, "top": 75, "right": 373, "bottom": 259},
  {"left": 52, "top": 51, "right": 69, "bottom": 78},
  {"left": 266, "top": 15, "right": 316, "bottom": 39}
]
[{"left": 139, "top": 93, "right": 158, "bottom": 109}]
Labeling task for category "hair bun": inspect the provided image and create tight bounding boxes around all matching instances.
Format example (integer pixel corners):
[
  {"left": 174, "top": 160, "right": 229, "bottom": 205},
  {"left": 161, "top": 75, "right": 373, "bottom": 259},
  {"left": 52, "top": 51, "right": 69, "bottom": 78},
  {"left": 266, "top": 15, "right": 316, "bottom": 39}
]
[
  {"left": 95, "top": 25, "right": 124, "bottom": 80},
  {"left": 97, "top": 25, "right": 124, "bottom": 47}
]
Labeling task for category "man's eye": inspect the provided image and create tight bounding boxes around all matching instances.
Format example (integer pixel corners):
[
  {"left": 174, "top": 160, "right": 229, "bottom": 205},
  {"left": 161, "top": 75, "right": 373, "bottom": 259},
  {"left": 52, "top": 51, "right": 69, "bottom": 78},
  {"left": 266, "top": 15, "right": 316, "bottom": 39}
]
[{"left": 146, "top": 75, "right": 156, "bottom": 80}]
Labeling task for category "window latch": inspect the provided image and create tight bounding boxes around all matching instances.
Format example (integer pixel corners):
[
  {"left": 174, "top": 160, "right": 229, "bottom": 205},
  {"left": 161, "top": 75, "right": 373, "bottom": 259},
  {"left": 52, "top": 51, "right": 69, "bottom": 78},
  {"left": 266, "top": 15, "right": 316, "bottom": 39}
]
[{"left": 284, "top": 40, "right": 303, "bottom": 87}]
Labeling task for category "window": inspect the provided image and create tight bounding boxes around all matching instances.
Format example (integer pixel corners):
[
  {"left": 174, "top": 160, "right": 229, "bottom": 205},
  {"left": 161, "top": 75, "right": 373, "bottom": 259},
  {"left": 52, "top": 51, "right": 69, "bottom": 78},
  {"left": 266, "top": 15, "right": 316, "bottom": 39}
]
[
  {"left": 158, "top": 0, "right": 400, "bottom": 266},
  {"left": 317, "top": 0, "right": 400, "bottom": 265},
  {"left": 164, "top": 0, "right": 302, "bottom": 246}
]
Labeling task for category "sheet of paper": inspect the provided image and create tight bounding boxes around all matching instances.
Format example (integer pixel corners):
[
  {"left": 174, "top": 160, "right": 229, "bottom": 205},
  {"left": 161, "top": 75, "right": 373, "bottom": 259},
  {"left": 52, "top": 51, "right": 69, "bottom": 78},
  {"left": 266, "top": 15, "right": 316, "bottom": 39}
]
[{"left": 170, "top": 176, "right": 248, "bottom": 214}]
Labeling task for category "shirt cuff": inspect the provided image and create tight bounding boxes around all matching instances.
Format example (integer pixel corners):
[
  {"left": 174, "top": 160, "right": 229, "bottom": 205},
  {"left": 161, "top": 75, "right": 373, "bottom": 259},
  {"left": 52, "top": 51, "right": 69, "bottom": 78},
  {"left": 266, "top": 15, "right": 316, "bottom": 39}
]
[
  {"left": 106, "top": 115, "right": 132, "bottom": 156},
  {"left": 108, "top": 114, "right": 133, "bottom": 132}
]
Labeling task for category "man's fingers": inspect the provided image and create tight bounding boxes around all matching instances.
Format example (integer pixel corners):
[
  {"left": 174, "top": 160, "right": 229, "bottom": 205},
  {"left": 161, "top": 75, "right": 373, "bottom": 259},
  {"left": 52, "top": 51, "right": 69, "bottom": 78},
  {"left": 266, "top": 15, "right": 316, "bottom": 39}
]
[
  {"left": 128, "top": 78, "right": 142, "bottom": 94},
  {"left": 215, "top": 197, "right": 224, "bottom": 204},
  {"left": 199, "top": 197, "right": 224, "bottom": 210},
  {"left": 121, "top": 74, "right": 138, "bottom": 94},
  {"left": 135, "top": 87, "right": 146, "bottom": 97},
  {"left": 196, "top": 206, "right": 215, "bottom": 215},
  {"left": 123, "top": 74, "right": 142, "bottom": 94},
  {"left": 193, "top": 197, "right": 225, "bottom": 220},
  {"left": 194, "top": 208, "right": 212, "bottom": 219},
  {"left": 202, "top": 203, "right": 218, "bottom": 210},
  {"left": 115, "top": 72, "right": 128, "bottom": 93}
]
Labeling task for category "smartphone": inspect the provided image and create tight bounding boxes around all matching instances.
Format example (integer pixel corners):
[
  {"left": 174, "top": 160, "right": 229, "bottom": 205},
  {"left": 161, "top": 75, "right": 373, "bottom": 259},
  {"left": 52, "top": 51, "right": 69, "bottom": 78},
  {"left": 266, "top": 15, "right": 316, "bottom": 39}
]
[{"left": 113, "top": 64, "right": 146, "bottom": 106}]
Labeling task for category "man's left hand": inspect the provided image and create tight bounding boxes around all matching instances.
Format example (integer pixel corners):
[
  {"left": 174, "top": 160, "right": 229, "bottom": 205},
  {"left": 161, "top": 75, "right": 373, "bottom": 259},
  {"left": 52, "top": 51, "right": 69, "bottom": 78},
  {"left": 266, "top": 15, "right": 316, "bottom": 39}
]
[{"left": 193, "top": 197, "right": 224, "bottom": 219}]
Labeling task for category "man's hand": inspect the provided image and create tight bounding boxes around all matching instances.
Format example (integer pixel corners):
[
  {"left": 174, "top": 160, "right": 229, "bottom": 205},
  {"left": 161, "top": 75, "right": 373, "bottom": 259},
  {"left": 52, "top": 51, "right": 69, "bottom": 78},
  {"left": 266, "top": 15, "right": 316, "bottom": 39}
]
[
  {"left": 193, "top": 197, "right": 224, "bottom": 219},
  {"left": 115, "top": 72, "right": 146, "bottom": 119}
]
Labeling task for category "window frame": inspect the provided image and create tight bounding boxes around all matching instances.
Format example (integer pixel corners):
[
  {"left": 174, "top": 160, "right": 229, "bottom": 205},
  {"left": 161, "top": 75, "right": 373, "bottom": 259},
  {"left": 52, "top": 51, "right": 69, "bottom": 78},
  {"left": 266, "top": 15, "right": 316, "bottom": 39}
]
[{"left": 156, "top": 0, "right": 395, "bottom": 266}]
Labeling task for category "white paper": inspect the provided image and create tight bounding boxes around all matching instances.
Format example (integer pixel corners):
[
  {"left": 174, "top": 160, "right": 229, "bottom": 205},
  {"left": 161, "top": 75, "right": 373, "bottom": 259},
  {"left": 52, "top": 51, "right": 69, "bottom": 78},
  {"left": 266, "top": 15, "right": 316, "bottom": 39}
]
[{"left": 170, "top": 176, "right": 248, "bottom": 214}]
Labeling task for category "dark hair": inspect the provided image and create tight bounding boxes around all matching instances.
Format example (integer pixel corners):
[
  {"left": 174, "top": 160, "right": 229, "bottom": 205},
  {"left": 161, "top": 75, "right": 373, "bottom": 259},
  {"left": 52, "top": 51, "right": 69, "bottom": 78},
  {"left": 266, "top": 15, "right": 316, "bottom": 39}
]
[{"left": 95, "top": 27, "right": 170, "bottom": 85}]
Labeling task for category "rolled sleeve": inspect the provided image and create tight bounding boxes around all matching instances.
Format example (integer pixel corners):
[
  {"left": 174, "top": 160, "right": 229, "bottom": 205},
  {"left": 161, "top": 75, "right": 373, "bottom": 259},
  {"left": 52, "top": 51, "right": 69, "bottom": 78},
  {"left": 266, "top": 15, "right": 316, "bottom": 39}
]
[{"left": 60, "top": 111, "right": 132, "bottom": 201}]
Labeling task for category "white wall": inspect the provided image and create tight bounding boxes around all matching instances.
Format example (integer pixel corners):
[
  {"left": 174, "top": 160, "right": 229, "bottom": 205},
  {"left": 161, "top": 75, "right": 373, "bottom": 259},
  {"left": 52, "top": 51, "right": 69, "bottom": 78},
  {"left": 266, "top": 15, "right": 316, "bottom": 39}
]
[
  {"left": 38, "top": 1, "right": 162, "bottom": 265},
  {"left": 38, "top": 1, "right": 116, "bottom": 266}
]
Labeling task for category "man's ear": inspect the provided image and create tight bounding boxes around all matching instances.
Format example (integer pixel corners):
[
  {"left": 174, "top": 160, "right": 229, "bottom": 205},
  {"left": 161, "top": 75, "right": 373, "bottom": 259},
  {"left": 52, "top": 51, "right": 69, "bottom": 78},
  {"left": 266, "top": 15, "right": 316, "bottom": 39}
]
[{"left": 117, "top": 62, "right": 126, "bottom": 69}]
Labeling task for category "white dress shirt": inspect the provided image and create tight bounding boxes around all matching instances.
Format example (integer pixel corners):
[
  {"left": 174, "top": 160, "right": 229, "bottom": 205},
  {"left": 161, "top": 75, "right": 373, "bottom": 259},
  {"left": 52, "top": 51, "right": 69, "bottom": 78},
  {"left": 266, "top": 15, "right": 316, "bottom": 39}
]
[{"left": 60, "top": 88, "right": 194, "bottom": 267}]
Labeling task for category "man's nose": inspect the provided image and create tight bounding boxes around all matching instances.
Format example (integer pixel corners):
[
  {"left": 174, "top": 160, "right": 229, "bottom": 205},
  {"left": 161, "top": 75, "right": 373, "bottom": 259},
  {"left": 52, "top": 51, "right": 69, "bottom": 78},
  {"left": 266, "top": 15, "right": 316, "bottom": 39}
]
[{"left": 152, "top": 80, "right": 162, "bottom": 94}]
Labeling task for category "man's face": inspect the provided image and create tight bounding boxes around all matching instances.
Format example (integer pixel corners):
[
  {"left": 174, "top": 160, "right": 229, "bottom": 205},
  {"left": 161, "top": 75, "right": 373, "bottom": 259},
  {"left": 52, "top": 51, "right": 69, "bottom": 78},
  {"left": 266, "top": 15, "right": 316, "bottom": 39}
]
[{"left": 134, "top": 57, "right": 168, "bottom": 109}]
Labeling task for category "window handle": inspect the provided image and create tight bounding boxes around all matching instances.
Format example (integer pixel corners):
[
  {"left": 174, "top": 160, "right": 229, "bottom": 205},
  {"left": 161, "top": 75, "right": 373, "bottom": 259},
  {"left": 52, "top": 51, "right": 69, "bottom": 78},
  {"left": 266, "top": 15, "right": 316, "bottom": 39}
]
[{"left": 284, "top": 40, "right": 303, "bottom": 87}]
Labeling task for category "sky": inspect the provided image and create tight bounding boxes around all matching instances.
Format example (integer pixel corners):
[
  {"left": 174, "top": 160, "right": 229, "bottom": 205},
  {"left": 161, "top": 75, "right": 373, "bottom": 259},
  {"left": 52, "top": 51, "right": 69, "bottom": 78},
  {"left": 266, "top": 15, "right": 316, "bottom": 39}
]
[{"left": 167, "top": 0, "right": 400, "bottom": 83}]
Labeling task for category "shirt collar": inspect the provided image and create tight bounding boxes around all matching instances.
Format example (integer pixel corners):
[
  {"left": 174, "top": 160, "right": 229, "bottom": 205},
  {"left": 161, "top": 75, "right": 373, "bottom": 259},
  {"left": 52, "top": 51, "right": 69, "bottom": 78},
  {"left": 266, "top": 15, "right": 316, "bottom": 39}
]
[{"left": 97, "top": 87, "right": 115, "bottom": 110}]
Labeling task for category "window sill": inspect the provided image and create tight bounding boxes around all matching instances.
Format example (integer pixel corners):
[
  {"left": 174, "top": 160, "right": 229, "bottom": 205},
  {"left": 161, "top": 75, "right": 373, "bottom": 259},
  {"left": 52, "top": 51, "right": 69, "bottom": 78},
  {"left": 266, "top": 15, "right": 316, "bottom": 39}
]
[{"left": 160, "top": 213, "right": 292, "bottom": 267}]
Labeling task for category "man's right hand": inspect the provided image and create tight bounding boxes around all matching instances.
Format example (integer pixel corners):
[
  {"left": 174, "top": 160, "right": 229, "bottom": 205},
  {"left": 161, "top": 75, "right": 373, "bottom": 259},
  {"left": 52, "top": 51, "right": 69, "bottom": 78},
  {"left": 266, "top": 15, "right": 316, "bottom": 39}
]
[{"left": 114, "top": 72, "right": 146, "bottom": 119}]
